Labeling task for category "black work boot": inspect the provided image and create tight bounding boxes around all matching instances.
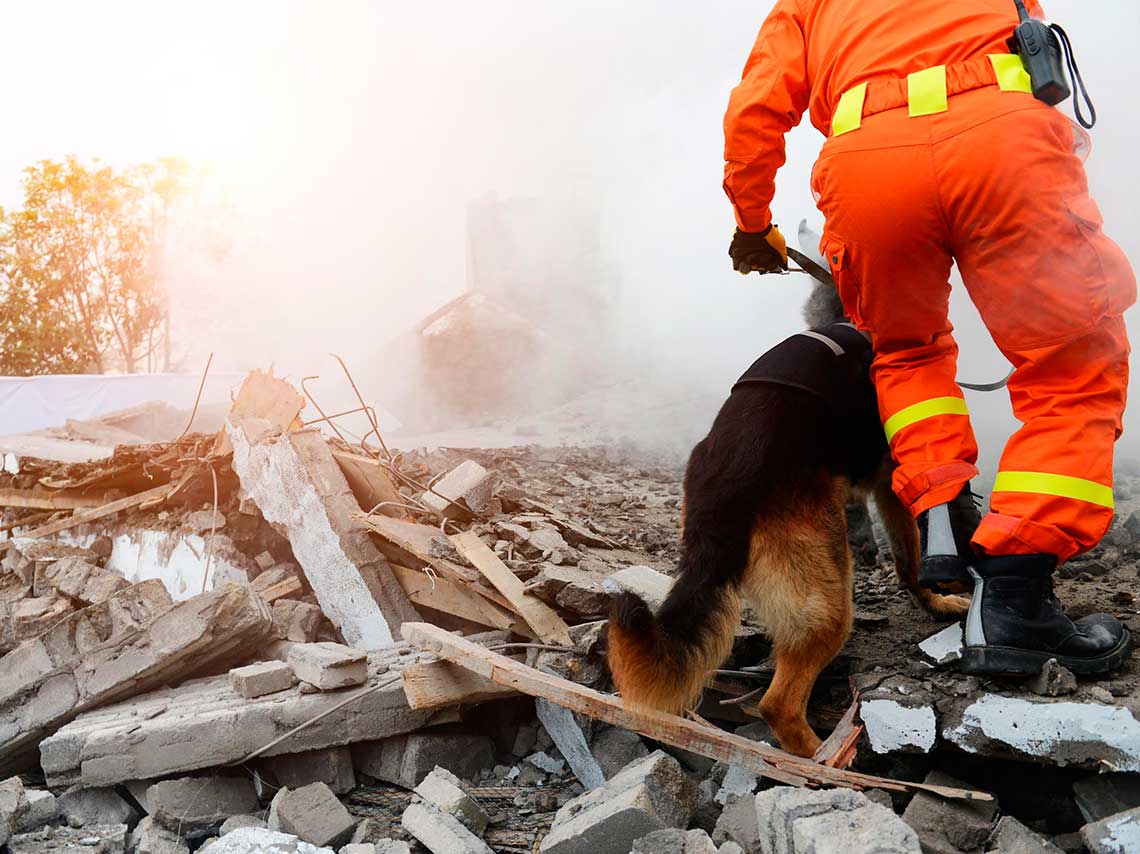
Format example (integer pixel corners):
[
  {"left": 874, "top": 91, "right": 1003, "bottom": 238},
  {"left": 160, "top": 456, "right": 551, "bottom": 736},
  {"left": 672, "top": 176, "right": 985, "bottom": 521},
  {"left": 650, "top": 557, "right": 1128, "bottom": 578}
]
[
  {"left": 917, "top": 482, "right": 982, "bottom": 593},
  {"left": 960, "top": 554, "right": 1133, "bottom": 676}
]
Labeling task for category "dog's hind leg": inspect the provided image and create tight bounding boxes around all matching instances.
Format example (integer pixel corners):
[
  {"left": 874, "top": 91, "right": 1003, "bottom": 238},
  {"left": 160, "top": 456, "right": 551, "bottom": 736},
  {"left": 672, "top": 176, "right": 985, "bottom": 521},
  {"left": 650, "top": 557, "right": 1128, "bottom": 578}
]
[
  {"left": 741, "top": 477, "right": 853, "bottom": 758},
  {"left": 871, "top": 470, "right": 970, "bottom": 620}
]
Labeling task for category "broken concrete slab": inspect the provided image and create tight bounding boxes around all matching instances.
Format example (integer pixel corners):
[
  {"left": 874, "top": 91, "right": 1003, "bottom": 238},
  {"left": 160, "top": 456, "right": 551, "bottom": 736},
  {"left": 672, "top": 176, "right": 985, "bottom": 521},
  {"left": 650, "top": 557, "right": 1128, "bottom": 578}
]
[
  {"left": 401, "top": 801, "right": 493, "bottom": 854},
  {"left": 712, "top": 794, "right": 759, "bottom": 854},
  {"left": 539, "top": 751, "right": 698, "bottom": 854},
  {"left": 414, "top": 766, "right": 489, "bottom": 835},
  {"left": 526, "top": 565, "right": 608, "bottom": 619},
  {"left": 989, "top": 817, "right": 1065, "bottom": 853},
  {"left": 129, "top": 817, "right": 190, "bottom": 854},
  {"left": 420, "top": 460, "right": 496, "bottom": 517},
  {"left": 2, "top": 580, "right": 273, "bottom": 775},
  {"left": 714, "top": 767, "right": 758, "bottom": 807},
  {"left": 41, "top": 645, "right": 438, "bottom": 788},
  {"left": 602, "top": 566, "right": 673, "bottom": 611},
  {"left": 901, "top": 770, "right": 997, "bottom": 854},
  {"left": 755, "top": 787, "right": 921, "bottom": 854},
  {"left": 266, "top": 747, "right": 356, "bottom": 795},
  {"left": 273, "top": 600, "right": 323, "bottom": 642},
  {"left": 42, "top": 557, "right": 129, "bottom": 605},
  {"left": 352, "top": 733, "right": 495, "bottom": 789},
  {"left": 1, "top": 593, "right": 75, "bottom": 653},
  {"left": 230, "top": 660, "right": 297, "bottom": 699},
  {"left": 287, "top": 643, "right": 367, "bottom": 690},
  {"left": 227, "top": 420, "right": 419, "bottom": 649},
  {"left": 199, "top": 826, "right": 335, "bottom": 854},
  {"left": 148, "top": 776, "right": 259, "bottom": 836},
  {"left": 917, "top": 624, "right": 962, "bottom": 666},
  {"left": 859, "top": 694, "right": 937, "bottom": 755},
  {"left": 8, "top": 824, "right": 128, "bottom": 854},
  {"left": 58, "top": 787, "right": 138, "bottom": 828},
  {"left": 218, "top": 815, "right": 267, "bottom": 835},
  {"left": 942, "top": 694, "right": 1140, "bottom": 771},
  {"left": 102, "top": 528, "right": 254, "bottom": 601},
  {"left": 17, "top": 790, "right": 58, "bottom": 834},
  {"left": 590, "top": 727, "right": 649, "bottom": 780},
  {"left": 0, "top": 776, "right": 27, "bottom": 846},
  {"left": 268, "top": 783, "right": 357, "bottom": 849},
  {"left": 1081, "top": 805, "right": 1140, "bottom": 853},
  {"left": 1074, "top": 772, "right": 1140, "bottom": 823},
  {"left": 631, "top": 828, "right": 718, "bottom": 854}
]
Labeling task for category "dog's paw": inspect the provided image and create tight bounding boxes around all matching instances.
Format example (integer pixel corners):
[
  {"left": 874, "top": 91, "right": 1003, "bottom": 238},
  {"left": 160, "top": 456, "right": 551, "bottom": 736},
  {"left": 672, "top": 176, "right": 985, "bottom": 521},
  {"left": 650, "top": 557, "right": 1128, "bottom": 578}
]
[{"left": 920, "top": 592, "right": 970, "bottom": 620}]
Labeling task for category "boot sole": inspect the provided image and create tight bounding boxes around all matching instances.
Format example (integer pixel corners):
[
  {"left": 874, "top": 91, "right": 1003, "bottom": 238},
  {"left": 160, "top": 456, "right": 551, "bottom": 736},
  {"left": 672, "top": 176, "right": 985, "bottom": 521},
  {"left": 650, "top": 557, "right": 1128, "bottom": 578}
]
[{"left": 960, "top": 630, "right": 1134, "bottom": 676}]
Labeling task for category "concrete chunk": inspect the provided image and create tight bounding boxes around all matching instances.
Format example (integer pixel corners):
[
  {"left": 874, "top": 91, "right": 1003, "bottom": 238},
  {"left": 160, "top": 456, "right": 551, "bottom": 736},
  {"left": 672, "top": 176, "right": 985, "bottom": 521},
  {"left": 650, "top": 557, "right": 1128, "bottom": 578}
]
[
  {"left": 859, "top": 696, "right": 937, "bottom": 755},
  {"left": 539, "top": 751, "right": 698, "bottom": 854},
  {"left": 2, "top": 580, "right": 274, "bottom": 776},
  {"left": 227, "top": 422, "right": 419, "bottom": 649},
  {"left": 942, "top": 694, "right": 1140, "bottom": 771},
  {"left": 917, "top": 624, "right": 962, "bottom": 665},
  {"left": 401, "top": 801, "right": 493, "bottom": 854},
  {"left": 268, "top": 783, "right": 357, "bottom": 849},
  {"left": 536, "top": 696, "right": 605, "bottom": 789},
  {"left": 41, "top": 646, "right": 436, "bottom": 788},
  {"left": 230, "top": 660, "right": 297, "bottom": 698},
  {"left": 352, "top": 733, "right": 494, "bottom": 789},
  {"left": 603, "top": 566, "right": 673, "bottom": 611},
  {"left": 129, "top": 817, "right": 191, "bottom": 854},
  {"left": 1074, "top": 773, "right": 1140, "bottom": 823},
  {"left": 420, "top": 460, "right": 495, "bottom": 516},
  {"left": 712, "top": 795, "right": 759, "bottom": 854},
  {"left": 148, "top": 776, "right": 259, "bottom": 836},
  {"left": 632, "top": 828, "right": 718, "bottom": 854},
  {"left": 0, "top": 776, "right": 28, "bottom": 847},
  {"left": 17, "top": 790, "right": 58, "bottom": 833},
  {"left": 274, "top": 600, "right": 323, "bottom": 643},
  {"left": 755, "top": 787, "right": 920, "bottom": 854},
  {"left": 42, "top": 557, "right": 129, "bottom": 605},
  {"left": 58, "top": 787, "right": 138, "bottom": 829},
  {"left": 901, "top": 771, "right": 997, "bottom": 854},
  {"left": 267, "top": 747, "right": 356, "bottom": 795},
  {"left": 1081, "top": 805, "right": 1140, "bottom": 854},
  {"left": 414, "top": 766, "right": 489, "bottom": 835},
  {"left": 288, "top": 643, "right": 367, "bottom": 690},
  {"left": 200, "top": 826, "right": 335, "bottom": 854},
  {"left": 990, "top": 817, "right": 1065, "bottom": 853}
]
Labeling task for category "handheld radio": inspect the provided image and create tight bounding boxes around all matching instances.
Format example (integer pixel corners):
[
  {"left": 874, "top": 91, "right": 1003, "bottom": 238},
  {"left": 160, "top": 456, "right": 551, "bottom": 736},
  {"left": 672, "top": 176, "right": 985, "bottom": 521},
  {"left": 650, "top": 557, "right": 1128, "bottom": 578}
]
[{"left": 1008, "top": 0, "right": 1096, "bottom": 127}]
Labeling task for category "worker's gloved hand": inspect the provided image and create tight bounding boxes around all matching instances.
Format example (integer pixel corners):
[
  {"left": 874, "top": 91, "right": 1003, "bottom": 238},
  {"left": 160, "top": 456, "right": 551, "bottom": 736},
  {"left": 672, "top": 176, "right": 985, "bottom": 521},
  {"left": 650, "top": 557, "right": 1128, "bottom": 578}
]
[{"left": 729, "top": 225, "right": 788, "bottom": 274}]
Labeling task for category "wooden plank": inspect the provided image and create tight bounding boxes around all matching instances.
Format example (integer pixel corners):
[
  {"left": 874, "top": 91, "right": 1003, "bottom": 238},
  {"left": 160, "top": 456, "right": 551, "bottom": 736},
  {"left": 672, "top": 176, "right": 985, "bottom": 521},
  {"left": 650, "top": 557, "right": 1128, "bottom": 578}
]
[
  {"left": 401, "top": 659, "right": 519, "bottom": 710},
  {"left": 214, "top": 370, "right": 305, "bottom": 456},
  {"left": 392, "top": 564, "right": 516, "bottom": 631},
  {"left": 402, "top": 622, "right": 993, "bottom": 803},
  {"left": 258, "top": 576, "right": 304, "bottom": 604},
  {"left": 0, "top": 481, "right": 183, "bottom": 554},
  {"left": 448, "top": 531, "right": 572, "bottom": 646},
  {"left": 0, "top": 488, "right": 111, "bottom": 511},
  {"left": 333, "top": 451, "right": 405, "bottom": 517},
  {"left": 359, "top": 515, "right": 525, "bottom": 619},
  {"left": 812, "top": 695, "right": 862, "bottom": 770}
]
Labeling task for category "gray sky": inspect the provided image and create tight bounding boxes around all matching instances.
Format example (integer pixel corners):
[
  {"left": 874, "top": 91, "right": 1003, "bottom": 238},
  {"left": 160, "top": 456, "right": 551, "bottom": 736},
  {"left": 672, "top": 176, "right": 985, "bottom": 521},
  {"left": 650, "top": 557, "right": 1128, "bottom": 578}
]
[{"left": 3, "top": 1, "right": 1137, "bottom": 460}]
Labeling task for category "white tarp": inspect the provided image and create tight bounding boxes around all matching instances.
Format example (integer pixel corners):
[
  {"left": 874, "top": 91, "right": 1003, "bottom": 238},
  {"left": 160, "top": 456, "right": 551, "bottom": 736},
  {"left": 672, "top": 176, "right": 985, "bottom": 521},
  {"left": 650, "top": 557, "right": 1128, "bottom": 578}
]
[{"left": 0, "top": 372, "right": 247, "bottom": 435}]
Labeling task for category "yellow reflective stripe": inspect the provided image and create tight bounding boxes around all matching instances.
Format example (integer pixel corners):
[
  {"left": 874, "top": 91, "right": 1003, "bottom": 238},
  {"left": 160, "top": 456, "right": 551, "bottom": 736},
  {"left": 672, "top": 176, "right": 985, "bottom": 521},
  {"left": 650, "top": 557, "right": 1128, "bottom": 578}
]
[
  {"left": 883, "top": 396, "right": 969, "bottom": 443},
  {"left": 907, "top": 65, "right": 948, "bottom": 117},
  {"left": 831, "top": 83, "right": 867, "bottom": 136},
  {"left": 988, "top": 53, "right": 1032, "bottom": 93},
  {"left": 993, "top": 472, "right": 1115, "bottom": 509}
]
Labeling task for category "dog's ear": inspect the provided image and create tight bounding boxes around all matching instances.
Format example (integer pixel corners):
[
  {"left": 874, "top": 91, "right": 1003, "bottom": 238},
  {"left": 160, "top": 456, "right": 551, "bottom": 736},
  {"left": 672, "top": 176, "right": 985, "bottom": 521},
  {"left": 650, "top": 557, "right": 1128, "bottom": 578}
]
[{"left": 802, "top": 281, "right": 847, "bottom": 328}]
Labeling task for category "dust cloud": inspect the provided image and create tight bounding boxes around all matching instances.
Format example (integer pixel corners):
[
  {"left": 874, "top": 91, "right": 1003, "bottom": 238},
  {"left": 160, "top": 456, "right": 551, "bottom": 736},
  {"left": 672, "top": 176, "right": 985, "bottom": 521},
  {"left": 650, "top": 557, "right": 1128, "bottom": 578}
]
[{"left": 3, "top": 1, "right": 1137, "bottom": 466}]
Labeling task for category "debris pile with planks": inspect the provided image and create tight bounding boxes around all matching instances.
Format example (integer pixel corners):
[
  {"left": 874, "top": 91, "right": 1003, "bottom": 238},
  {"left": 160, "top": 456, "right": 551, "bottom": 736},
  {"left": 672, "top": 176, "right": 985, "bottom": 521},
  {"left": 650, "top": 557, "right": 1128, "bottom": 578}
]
[{"left": 1, "top": 370, "right": 1139, "bottom": 854}]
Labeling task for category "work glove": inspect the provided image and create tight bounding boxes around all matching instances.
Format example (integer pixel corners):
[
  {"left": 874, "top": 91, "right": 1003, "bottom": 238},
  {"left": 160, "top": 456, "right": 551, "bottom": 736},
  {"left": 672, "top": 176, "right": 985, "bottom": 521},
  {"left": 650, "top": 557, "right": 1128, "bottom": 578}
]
[{"left": 729, "top": 224, "right": 787, "bottom": 274}]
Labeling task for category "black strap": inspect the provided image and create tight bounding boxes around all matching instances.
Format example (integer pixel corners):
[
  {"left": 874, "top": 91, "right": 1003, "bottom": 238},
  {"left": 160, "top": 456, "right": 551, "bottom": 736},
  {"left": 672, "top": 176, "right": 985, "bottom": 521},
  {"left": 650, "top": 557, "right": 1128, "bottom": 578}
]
[{"left": 1052, "top": 23, "right": 1096, "bottom": 129}]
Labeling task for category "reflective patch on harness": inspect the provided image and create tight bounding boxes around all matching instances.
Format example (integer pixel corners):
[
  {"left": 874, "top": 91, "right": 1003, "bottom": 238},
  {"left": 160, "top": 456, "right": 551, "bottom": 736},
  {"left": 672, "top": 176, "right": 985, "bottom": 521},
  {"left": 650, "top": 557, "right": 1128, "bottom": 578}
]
[
  {"left": 908, "top": 65, "right": 948, "bottom": 117},
  {"left": 988, "top": 53, "right": 1033, "bottom": 93},
  {"left": 832, "top": 82, "right": 867, "bottom": 136},
  {"left": 883, "top": 396, "right": 969, "bottom": 443},
  {"left": 993, "top": 471, "right": 1114, "bottom": 509}
]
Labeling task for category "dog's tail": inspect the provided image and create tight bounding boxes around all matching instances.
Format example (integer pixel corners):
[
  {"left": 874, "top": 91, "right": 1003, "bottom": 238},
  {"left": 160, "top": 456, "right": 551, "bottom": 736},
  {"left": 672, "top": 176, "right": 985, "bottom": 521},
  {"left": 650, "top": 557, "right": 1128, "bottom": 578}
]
[{"left": 607, "top": 540, "right": 744, "bottom": 715}]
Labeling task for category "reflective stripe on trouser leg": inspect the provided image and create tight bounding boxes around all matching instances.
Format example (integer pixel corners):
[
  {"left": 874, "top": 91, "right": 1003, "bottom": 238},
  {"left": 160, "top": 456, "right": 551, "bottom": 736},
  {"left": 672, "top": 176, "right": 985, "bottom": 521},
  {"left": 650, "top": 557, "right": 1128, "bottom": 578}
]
[
  {"left": 993, "top": 472, "right": 1114, "bottom": 509},
  {"left": 883, "top": 396, "right": 970, "bottom": 443}
]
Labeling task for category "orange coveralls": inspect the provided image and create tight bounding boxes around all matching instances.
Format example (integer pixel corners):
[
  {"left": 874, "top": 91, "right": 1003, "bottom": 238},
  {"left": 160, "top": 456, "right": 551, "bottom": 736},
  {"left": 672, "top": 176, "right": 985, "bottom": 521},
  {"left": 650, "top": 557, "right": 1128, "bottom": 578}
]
[{"left": 724, "top": 0, "right": 1136, "bottom": 562}]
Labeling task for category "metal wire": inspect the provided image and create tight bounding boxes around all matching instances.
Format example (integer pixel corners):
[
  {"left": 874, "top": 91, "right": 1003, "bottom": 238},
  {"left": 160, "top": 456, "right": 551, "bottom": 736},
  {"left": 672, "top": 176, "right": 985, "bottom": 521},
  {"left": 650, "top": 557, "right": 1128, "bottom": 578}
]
[{"left": 175, "top": 352, "right": 214, "bottom": 441}]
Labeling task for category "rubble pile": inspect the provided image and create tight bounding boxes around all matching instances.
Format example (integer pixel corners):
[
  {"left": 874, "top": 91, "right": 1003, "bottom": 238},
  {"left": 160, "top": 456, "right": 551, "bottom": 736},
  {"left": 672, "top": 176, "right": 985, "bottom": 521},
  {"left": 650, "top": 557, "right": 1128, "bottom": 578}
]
[{"left": 1, "top": 369, "right": 1139, "bottom": 854}]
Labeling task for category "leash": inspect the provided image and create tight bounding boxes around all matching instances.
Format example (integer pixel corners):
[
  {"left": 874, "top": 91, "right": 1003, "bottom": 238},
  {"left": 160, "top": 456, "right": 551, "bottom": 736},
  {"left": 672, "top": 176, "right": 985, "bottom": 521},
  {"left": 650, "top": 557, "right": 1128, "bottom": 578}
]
[{"left": 784, "top": 247, "right": 1011, "bottom": 392}]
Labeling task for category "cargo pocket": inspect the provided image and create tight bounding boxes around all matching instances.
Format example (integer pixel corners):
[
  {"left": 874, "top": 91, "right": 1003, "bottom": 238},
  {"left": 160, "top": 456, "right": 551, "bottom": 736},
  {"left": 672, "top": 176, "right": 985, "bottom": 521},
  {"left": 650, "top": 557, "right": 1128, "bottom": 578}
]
[
  {"left": 1065, "top": 194, "right": 1137, "bottom": 320},
  {"left": 820, "top": 236, "right": 865, "bottom": 328}
]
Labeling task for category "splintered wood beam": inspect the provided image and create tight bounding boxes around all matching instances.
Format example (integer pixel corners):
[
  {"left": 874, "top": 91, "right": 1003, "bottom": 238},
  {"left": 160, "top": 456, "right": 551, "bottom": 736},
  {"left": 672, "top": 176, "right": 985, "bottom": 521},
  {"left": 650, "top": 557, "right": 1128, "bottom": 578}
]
[
  {"left": 401, "top": 659, "right": 519, "bottom": 710},
  {"left": 0, "top": 488, "right": 111, "bottom": 511},
  {"left": 448, "top": 531, "right": 572, "bottom": 646},
  {"left": 257, "top": 576, "right": 304, "bottom": 604},
  {"left": 392, "top": 564, "right": 518, "bottom": 632},
  {"left": 0, "top": 480, "right": 184, "bottom": 555},
  {"left": 812, "top": 695, "right": 863, "bottom": 770},
  {"left": 402, "top": 622, "right": 993, "bottom": 803}
]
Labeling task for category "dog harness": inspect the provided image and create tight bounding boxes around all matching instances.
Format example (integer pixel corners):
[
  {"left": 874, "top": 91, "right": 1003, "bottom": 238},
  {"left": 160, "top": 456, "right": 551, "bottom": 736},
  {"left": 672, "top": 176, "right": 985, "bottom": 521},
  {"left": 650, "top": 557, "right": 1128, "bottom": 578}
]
[{"left": 731, "top": 322, "right": 873, "bottom": 404}]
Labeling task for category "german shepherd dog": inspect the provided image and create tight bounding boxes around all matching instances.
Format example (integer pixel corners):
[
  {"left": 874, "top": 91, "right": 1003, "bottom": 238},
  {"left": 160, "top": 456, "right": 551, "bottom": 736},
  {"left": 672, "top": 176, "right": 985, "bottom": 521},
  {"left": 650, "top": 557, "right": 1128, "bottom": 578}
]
[{"left": 607, "top": 283, "right": 969, "bottom": 758}]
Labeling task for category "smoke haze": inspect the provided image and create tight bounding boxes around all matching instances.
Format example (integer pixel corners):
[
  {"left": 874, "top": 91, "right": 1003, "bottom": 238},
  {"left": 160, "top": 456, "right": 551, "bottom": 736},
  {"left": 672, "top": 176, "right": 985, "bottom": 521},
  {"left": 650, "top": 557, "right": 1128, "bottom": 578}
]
[{"left": 2, "top": 1, "right": 1137, "bottom": 467}]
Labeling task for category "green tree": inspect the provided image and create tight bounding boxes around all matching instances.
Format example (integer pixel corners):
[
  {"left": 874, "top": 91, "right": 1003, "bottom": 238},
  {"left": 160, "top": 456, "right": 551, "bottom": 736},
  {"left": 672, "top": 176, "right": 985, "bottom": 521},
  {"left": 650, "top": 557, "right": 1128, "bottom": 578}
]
[{"left": 0, "top": 156, "right": 208, "bottom": 375}]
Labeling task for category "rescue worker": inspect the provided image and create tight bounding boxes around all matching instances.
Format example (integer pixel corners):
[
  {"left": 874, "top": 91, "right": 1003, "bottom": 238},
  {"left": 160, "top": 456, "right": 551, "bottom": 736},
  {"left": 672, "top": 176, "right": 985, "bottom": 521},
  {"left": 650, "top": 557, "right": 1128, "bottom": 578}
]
[{"left": 724, "top": 0, "right": 1136, "bottom": 675}]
